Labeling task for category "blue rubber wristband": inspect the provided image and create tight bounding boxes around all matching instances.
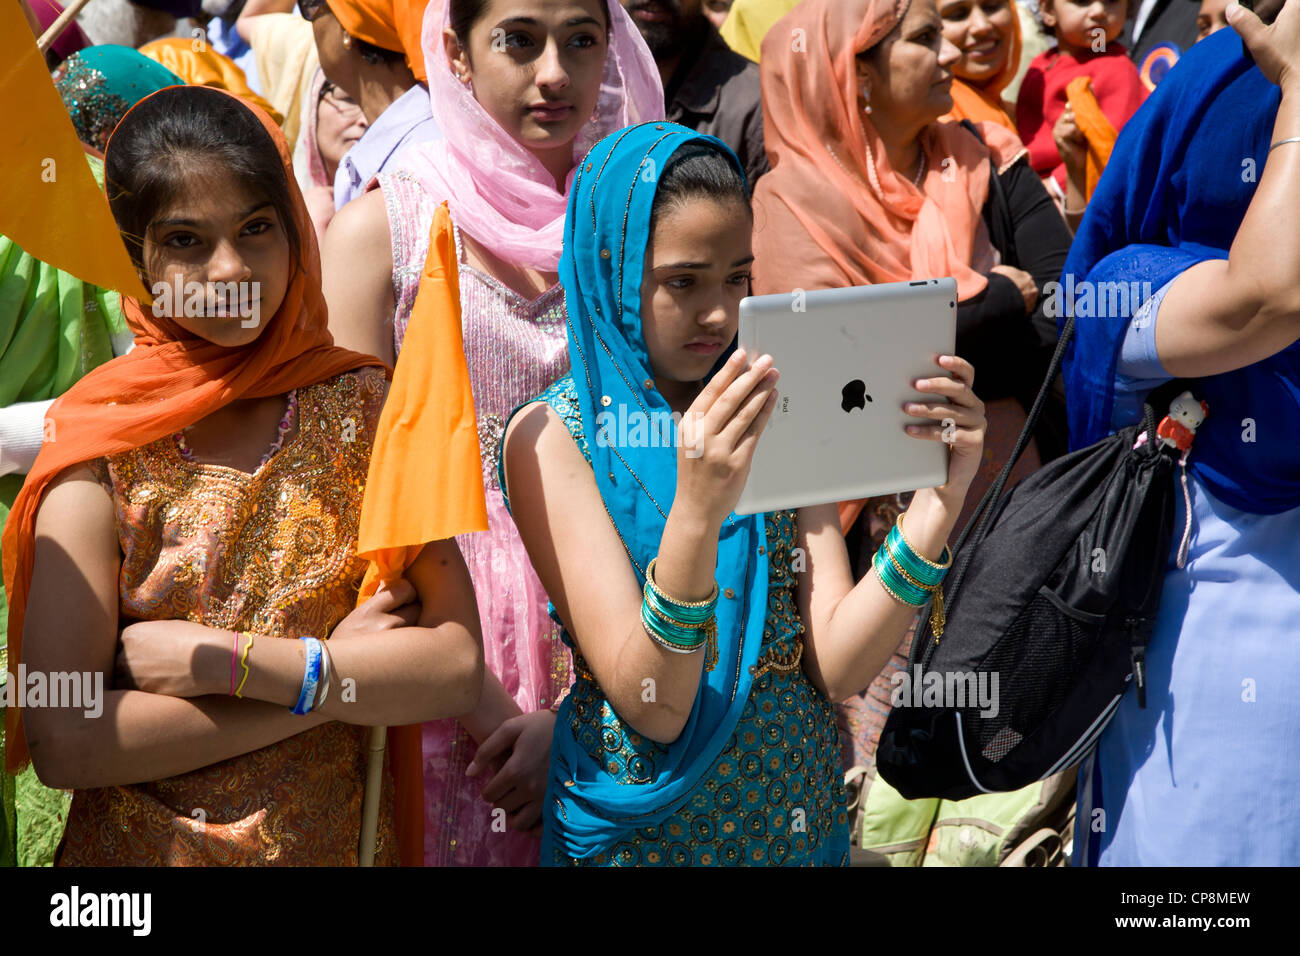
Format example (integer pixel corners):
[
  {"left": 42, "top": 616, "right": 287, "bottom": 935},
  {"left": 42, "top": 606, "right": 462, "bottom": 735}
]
[{"left": 292, "top": 637, "right": 323, "bottom": 715}]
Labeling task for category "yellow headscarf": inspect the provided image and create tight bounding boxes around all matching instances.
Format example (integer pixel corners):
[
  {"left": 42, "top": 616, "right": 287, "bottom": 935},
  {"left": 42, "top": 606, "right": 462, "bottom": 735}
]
[{"left": 719, "top": 0, "right": 800, "bottom": 62}]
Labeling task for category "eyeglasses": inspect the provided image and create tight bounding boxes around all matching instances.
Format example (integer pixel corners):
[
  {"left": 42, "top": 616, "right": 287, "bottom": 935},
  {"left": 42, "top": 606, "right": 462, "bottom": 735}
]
[
  {"left": 299, "top": 0, "right": 329, "bottom": 22},
  {"left": 320, "top": 81, "right": 364, "bottom": 119}
]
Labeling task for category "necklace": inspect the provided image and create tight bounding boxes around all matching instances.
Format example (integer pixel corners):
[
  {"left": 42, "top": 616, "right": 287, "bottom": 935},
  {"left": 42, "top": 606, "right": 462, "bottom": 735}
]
[
  {"left": 174, "top": 390, "right": 298, "bottom": 470},
  {"left": 861, "top": 135, "right": 928, "bottom": 197}
]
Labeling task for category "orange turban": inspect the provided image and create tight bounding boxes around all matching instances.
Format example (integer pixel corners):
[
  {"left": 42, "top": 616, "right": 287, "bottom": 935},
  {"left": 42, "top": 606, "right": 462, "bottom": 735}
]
[{"left": 326, "top": 0, "right": 429, "bottom": 82}]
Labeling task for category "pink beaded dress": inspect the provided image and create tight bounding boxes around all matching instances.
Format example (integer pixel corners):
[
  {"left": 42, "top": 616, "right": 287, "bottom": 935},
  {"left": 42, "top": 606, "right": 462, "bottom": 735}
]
[{"left": 379, "top": 168, "right": 572, "bottom": 866}]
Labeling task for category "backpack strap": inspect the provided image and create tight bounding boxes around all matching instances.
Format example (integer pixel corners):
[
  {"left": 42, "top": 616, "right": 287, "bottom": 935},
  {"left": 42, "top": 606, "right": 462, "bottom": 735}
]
[{"left": 960, "top": 118, "right": 1020, "bottom": 269}]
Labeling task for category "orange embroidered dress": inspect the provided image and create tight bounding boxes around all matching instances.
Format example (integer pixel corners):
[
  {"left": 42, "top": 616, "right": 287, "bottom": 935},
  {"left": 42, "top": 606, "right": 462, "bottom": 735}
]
[{"left": 56, "top": 368, "right": 398, "bottom": 866}]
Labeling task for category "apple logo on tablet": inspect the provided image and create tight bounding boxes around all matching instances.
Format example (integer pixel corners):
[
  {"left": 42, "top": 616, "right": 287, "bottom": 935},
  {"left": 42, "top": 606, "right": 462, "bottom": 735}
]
[{"left": 841, "top": 380, "right": 872, "bottom": 413}]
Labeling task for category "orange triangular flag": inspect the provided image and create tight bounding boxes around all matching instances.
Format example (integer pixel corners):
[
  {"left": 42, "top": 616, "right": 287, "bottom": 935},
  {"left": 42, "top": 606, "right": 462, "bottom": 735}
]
[
  {"left": 0, "top": 1, "right": 149, "bottom": 299},
  {"left": 355, "top": 200, "right": 489, "bottom": 598},
  {"left": 1065, "top": 75, "right": 1119, "bottom": 203}
]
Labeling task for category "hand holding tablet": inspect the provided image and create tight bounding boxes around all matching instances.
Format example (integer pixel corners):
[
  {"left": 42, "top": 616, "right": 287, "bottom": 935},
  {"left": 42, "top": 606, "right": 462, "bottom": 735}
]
[{"left": 732, "top": 278, "right": 977, "bottom": 515}]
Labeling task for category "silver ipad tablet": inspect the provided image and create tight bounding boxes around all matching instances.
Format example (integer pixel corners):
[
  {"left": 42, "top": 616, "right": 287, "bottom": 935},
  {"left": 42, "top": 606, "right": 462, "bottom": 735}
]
[{"left": 733, "top": 278, "right": 958, "bottom": 516}]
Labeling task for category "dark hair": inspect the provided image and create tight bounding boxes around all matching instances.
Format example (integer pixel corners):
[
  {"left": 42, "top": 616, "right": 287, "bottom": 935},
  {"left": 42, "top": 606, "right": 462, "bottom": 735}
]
[
  {"left": 649, "top": 141, "right": 751, "bottom": 233},
  {"left": 1036, "top": 0, "right": 1134, "bottom": 38},
  {"left": 450, "top": 0, "right": 493, "bottom": 40},
  {"left": 104, "top": 85, "right": 301, "bottom": 280},
  {"left": 354, "top": 36, "right": 408, "bottom": 67},
  {"left": 450, "top": 0, "right": 610, "bottom": 43}
]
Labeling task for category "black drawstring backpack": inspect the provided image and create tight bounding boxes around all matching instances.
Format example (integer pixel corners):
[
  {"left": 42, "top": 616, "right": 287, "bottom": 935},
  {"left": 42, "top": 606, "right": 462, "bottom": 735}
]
[{"left": 875, "top": 314, "right": 1190, "bottom": 801}]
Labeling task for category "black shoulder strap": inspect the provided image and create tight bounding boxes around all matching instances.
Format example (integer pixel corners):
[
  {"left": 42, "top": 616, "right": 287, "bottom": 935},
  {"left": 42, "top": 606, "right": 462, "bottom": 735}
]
[{"left": 960, "top": 118, "right": 1019, "bottom": 269}]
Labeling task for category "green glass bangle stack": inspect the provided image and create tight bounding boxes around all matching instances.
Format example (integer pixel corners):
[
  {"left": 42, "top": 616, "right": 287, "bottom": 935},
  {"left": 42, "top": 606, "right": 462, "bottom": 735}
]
[
  {"left": 872, "top": 513, "right": 952, "bottom": 643},
  {"left": 641, "top": 557, "right": 719, "bottom": 672}
]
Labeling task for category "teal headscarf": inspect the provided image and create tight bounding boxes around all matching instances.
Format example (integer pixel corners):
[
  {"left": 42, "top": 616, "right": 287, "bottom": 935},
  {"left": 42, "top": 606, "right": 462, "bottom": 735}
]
[
  {"left": 54, "top": 45, "right": 183, "bottom": 154},
  {"left": 542, "top": 122, "right": 769, "bottom": 860}
]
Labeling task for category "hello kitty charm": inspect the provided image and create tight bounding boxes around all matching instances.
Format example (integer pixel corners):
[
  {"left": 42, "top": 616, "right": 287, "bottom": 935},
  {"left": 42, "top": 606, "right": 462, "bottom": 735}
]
[{"left": 1155, "top": 390, "right": 1209, "bottom": 455}]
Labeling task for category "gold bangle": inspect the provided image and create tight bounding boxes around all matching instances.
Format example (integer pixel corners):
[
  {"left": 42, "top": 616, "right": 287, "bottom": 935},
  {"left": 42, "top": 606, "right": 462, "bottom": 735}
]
[
  {"left": 643, "top": 602, "right": 715, "bottom": 630},
  {"left": 871, "top": 552, "right": 918, "bottom": 609},
  {"left": 885, "top": 548, "right": 936, "bottom": 595},
  {"left": 872, "top": 555, "right": 945, "bottom": 642},
  {"left": 645, "top": 557, "right": 719, "bottom": 608},
  {"left": 896, "top": 512, "right": 952, "bottom": 571}
]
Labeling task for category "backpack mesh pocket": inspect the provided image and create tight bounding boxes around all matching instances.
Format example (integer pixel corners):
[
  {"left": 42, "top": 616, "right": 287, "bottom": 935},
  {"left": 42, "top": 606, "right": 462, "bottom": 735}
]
[{"left": 968, "top": 586, "right": 1107, "bottom": 765}]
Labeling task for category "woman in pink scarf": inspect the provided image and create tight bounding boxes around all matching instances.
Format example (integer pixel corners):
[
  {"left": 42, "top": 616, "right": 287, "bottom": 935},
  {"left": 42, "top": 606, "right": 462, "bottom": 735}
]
[{"left": 323, "top": 0, "right": 661, "bottom": 865}]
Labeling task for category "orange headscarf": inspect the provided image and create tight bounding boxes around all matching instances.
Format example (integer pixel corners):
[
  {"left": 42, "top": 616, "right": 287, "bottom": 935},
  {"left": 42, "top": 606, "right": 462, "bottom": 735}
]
[
  {"left": 752, "top": 0, "right": 1025, "bottom": 302},
  {"left": 942, "top": 0, "right": 1022, "bottom": 132},
  {"left": 2, "top": 89, "right": 384, "bottom": 772},
  {"left": 138, "top": 37, "right": 286, "bottom": 126},
  {"left": 326, "top": 0, "right": 430, "bottom": 82}
]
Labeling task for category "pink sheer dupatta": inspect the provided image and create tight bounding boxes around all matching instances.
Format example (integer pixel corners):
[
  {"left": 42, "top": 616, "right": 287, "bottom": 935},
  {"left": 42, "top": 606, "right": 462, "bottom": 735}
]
[
  {"left": 292, "top": 68, "right": 332, "bottom": 192},
  {"left": 292, "top": 68, "right": 337, "bottom": 242},
  {"left": 404, "top": 0, "right": 665, "bottom": 272}
]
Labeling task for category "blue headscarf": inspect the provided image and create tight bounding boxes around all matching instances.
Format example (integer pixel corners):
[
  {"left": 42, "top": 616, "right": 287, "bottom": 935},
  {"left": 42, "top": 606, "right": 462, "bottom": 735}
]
[
  {"left": 542, "top": 123, "right": 770, "bottom": 861},
  {"left": 1060, "top": 26, "right": 1300, "bottom": 515}
]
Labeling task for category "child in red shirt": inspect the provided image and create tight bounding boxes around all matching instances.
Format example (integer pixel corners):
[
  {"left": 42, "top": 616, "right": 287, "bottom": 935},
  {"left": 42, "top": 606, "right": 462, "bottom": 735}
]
[{"left": 1016, "top": 0, "right": 1147, "bottom": 201}]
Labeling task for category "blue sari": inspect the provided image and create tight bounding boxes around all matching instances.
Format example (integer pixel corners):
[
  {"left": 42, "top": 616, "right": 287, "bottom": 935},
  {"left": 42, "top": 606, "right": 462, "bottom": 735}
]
[{"left": 501, "top": 123, "right": 848, "bottom": 865}]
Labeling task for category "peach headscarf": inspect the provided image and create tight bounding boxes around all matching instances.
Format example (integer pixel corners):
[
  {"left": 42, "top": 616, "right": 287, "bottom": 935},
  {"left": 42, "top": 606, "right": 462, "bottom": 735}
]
[
  {"left": 326, "top": 0, "right": 430, "bottom": 81},
  {"left": 2, "top": 88, "right": 385, "bottom": 771},
  {"left": 942, "top": 0, "right": 1022, "bottom": 132},
  {"left": 138, "top": 37, "right": 286, "bottom": 126},
  {"left": 751, "top": 0, "right": 1025, "bottom": 301}
]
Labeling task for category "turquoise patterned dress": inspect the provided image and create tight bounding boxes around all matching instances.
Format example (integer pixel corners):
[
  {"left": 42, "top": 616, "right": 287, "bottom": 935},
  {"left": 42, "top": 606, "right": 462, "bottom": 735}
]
[{"left": 503, "top": 376, "right": 850, "bottom": 866}]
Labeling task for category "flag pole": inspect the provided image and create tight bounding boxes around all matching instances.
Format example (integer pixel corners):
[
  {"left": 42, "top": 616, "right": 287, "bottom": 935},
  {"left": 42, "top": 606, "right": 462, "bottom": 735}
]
[
  {"left": 359, "top": 725, "right": 386, "bottom": 866},
  {"left": 37, "top": 0, "right": 95, "bottom": 54}
]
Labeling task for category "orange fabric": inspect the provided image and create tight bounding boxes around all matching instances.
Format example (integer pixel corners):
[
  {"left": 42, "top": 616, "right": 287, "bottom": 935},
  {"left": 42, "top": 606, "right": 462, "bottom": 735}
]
[
  {"left": 355, "top": 201, "right": 487, "bottom": 597},
  {"left": 838, "top": 501, "right": 866, "bottom": 537},
  {"left": 353, "top": 201, "right": 487, "bottom": 866},
  {"left": 941, "top": 0, "right": 1022, "bottom": 133},
  {"left": 2, "top": 89, "right": 385, "bottom": 770},
  {"left": 138, "top": 37, "right": 286, "bottom": 127},
  {"left": 326, "top": 0, "right": 430, "bottom": 81},
  {"left": 752, "top": 0, "right": 1026, "bottom": 302},
  {"left": 1065, "top": 75, "right": 1119, "bottom": 202},
  {"left": 0, "top": 2, "right": 146, "bottom": 298}
]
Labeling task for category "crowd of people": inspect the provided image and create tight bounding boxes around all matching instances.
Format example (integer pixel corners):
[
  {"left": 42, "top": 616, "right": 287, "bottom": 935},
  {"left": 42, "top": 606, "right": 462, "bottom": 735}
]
[{"left": 0, "top": 0, "right": 1296, "bottom": 868}]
